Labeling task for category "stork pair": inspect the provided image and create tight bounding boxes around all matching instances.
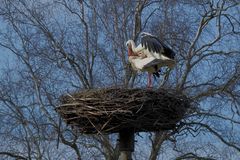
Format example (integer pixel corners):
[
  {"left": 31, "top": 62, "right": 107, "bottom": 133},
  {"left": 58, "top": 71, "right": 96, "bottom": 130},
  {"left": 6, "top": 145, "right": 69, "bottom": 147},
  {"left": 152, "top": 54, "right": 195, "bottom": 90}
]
[{"left": 126, "top": 32, "right": 176, "bottom": 88}]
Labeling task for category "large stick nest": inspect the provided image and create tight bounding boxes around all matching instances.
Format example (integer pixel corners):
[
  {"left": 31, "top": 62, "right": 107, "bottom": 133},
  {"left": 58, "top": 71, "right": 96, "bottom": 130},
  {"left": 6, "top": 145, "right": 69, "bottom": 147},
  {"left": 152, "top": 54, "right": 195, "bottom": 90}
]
[{"left": 56, "top": 88, "right": 191, "bottom": 134}]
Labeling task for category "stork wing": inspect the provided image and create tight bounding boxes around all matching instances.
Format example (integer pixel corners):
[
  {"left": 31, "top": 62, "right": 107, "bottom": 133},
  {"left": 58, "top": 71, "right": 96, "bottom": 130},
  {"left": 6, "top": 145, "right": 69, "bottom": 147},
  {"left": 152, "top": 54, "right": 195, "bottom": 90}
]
[
  {"left": 142, "top": 59, "right": 176, "bottom": 70},
  {"left": 141, "top": 33, "right": 175, "bottom": 59}
]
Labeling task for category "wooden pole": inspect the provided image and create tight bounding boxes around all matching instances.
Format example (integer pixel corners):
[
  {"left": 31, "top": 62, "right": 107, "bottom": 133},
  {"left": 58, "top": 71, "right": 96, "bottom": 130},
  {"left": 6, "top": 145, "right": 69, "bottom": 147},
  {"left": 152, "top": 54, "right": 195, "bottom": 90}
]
[{"left": 118, "top": 129, "right": 135, "bottom": 160}]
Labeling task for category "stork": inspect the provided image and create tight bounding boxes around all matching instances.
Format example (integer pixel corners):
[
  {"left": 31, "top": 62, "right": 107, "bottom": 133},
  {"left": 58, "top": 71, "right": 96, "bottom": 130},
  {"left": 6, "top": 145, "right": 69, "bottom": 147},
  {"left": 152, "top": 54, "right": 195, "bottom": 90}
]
[{"left": 126, "top": 32, "right": 176, "bottom": 88}]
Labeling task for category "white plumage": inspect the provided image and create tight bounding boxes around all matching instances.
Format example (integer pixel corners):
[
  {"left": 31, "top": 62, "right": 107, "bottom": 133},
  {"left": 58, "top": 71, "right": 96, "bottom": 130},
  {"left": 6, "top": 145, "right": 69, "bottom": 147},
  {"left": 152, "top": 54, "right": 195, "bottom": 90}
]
[{"left": 126, "top": 32, "right": 176, "bottom": 87}]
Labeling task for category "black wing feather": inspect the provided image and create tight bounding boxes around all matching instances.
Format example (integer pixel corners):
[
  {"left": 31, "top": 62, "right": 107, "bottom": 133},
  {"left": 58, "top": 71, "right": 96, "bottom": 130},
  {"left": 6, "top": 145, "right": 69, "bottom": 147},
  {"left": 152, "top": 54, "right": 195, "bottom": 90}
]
[{"left": 141, "top": 34, "right": 175, "bottom": 59}]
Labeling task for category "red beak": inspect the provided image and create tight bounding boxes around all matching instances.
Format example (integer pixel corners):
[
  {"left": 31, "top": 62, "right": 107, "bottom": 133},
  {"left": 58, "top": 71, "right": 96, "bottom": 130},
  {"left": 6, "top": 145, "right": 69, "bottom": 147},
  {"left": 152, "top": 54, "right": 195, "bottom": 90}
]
[{"left": 128, "top": 47, "right": 133, "bottom": 57}]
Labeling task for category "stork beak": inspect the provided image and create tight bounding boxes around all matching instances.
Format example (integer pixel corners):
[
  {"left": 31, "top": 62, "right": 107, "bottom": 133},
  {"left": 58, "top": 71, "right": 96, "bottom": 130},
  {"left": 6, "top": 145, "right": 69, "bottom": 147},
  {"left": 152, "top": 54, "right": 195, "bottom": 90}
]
[{"left": 128, "top": 47, "right": 133, "bottom": 57}]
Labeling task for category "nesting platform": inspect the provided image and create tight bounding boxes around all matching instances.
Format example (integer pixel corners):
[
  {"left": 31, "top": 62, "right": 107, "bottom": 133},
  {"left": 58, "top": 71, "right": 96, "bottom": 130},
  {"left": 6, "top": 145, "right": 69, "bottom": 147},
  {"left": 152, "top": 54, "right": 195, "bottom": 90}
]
[{"left": 56, "top": 88, "right": 190, "bottom": 134}]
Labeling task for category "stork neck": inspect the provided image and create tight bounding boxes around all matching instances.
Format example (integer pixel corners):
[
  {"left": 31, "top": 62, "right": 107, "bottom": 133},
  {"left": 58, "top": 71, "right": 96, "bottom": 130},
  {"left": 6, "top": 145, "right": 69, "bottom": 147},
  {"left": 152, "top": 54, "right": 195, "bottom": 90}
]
[
  {"left": 127, "top": 40, "right": 137, "bottom": 57},
  {"left": 129, "top": 40, "right": 136, "bottom": 51}
]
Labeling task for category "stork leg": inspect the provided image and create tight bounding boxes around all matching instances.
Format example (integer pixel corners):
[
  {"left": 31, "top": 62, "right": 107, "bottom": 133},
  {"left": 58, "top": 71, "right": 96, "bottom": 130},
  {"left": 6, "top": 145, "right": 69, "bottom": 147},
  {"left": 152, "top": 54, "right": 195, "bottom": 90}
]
[{"left": 147, "top": 73, "right": 152, "bottom": 88}]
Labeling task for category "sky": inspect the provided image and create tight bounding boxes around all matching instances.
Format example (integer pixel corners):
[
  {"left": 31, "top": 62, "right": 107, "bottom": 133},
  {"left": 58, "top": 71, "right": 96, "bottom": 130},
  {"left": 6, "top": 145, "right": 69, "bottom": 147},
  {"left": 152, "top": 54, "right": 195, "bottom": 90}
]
[{"left": 0, "top": 1, "right": 239, "bottom": 159}]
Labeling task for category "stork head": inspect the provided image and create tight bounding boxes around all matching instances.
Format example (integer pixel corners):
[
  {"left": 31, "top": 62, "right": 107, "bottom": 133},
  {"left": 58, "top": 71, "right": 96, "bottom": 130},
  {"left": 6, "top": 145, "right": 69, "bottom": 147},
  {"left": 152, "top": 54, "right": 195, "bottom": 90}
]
[
  {"left": 126, "top": 40, "right": 134, "bottom": 57},
  {"left": 126, "top": 40, "right": 132, "bottom": 48}
]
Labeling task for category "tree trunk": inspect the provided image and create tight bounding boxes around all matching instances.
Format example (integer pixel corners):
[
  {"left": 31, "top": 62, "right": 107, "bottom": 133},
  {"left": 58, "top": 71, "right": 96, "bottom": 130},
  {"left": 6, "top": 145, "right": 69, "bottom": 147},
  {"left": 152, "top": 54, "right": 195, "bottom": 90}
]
[{"left": 149, "top": 131, "right": 169, "bottom": 160}]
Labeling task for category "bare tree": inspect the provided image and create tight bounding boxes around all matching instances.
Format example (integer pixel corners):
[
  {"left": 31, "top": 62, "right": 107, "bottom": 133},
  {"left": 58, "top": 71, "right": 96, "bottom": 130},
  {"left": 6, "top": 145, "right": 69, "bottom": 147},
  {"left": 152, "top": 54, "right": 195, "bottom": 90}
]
[{"left": 0, "top": 0, "right": 239, "bottom": 159}]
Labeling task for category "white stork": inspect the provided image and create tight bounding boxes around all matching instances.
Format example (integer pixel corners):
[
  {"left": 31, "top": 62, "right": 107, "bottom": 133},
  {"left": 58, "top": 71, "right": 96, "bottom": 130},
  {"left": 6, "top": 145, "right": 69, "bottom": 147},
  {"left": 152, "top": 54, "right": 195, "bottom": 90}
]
[{"left": 126, "top": 32, "right": 176, "bottom": 88}]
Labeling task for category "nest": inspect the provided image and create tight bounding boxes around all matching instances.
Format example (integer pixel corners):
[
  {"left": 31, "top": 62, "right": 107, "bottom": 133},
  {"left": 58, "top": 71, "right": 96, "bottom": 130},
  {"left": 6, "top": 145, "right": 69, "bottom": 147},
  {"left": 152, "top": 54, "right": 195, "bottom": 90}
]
[{"left": 56, "top": 88, "right": 191, "bottom": 134}]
